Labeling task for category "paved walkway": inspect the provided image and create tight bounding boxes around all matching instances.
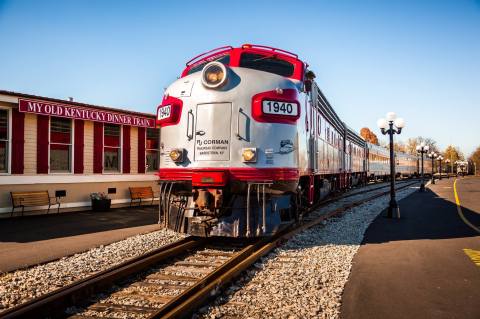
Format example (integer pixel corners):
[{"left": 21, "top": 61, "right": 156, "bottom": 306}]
[
  {"left": 341, "top": 176, "right": 480, "bottom": 319},
  {"left": 0, "top": 206, "right": 161, "bottom": 273}
]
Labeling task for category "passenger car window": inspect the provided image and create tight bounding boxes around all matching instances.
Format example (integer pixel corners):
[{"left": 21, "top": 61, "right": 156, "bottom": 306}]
[{"left": 239, "top": 53, "right": 294, "bottom": 77}]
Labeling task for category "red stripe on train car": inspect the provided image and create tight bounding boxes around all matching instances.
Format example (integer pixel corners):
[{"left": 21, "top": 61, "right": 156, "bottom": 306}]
[{"left": 158, "top": 167, "right": 299, "bottom": 182}]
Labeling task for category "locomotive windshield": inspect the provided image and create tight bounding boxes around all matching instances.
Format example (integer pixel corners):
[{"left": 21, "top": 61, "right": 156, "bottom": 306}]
[
  {"left": 187, "top": 54, "right": 230, "bottom": 75},
  {"left": 239, "top": 53, "right": 294, "bottom": 77}
]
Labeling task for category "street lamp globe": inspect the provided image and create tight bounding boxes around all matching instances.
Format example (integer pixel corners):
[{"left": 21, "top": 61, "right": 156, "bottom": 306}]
[
  {"left": 425, "top": 145, "right": 429, "bottom": 152},
  {"left": 394, "top": 117, "right": 405, "bottom": 128},
  {"left": 420, "top": 142, "right": 426, "bottom": 148},
  {"left": 416, "top": 145, "right": 421, "bottom": 151},
  {"left": 377, "top": 118, "right": 388, "bottom": 129},
  {"left": 386, "top": 112, "right": 397, "bottom": 122}
]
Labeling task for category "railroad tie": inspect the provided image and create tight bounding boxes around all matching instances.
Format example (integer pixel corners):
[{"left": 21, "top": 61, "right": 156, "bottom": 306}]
[{"left": 88, "top": 302, "right": 158, "bottom": 313}]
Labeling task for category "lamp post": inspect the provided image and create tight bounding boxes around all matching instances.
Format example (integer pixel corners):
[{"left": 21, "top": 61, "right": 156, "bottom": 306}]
[
  {"left": 416, "top": 142, "right": 429, "bottom": 192},
  {"left": 437, "top": 155, "right": 444, "bottom": 180},
  {"left": 377, "top": 112, "right": 405, "bottom": 218},
  {"left": 428, "top": 152, "right": 437, "bottom": 184},
  {"left": 445, "top": 159, "right": 450, "bottom": 179}
]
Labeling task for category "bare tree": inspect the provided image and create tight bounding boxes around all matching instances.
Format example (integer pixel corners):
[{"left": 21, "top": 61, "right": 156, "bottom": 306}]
[
  {"left": 405, "top": 137, "right": 439, "bottom": 155},
  {"left": 394, "top": 141, "right": 406, "bottom": 152}
]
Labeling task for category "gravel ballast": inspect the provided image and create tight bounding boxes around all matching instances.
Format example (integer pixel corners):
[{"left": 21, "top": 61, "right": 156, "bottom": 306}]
[
  {"left": 0, "top": 228, "right": 186, "bottom": 311},
  {"left": 196, "top": 185, "right": 418, "bottom": 319}
]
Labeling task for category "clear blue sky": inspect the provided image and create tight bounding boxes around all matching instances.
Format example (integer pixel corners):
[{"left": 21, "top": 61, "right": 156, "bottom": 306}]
[{"left": 0, "top": 0, "right": 479, "bottom": 156}]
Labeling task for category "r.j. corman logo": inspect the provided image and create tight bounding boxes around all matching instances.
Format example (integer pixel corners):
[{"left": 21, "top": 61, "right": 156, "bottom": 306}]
[
  {"left": 196, "top": 139, "right": 229, "bottom": 146},
  {"left": 18, "top": 99, "right": 155, "bottom": 128}
]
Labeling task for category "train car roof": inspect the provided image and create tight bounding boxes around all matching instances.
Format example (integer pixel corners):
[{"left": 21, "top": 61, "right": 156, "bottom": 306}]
[
  {"left": 346, "top": 125, "right": 366, "bottom": 147},
  {"left": 312, "top": 82, "right": 346, "bottom": 135}
]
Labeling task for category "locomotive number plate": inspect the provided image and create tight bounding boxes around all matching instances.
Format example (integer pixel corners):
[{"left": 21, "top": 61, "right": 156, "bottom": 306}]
[
  {"left": 158, "top": 105, "right": 171, "bottom": 120},
  {"left": 262, "top": 100, "right": 298, "bottom": 116}
]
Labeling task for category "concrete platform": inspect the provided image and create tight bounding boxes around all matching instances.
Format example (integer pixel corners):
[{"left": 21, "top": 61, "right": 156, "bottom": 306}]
[
  {"left": 341, "top": 176, "right": 480, "bottom": 319},
  {"left": 0, "top": 206, "right": 161, "bottom": 273}
]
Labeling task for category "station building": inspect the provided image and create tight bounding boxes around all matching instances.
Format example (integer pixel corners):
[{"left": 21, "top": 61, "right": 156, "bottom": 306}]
[{"left": 0, "top": 90, "right": 160, "bottom": 216}]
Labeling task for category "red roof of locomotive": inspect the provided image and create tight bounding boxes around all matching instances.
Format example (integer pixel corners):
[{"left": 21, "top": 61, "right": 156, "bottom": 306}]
[{"left": 181, "top": 44, "right": 305, "bottom": 80}]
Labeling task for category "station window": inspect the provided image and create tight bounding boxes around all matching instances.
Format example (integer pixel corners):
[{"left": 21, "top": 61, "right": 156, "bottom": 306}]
[
  {"left": 0, "top": 109, "right": 8, "bottom": 173},
  {"left": 104, "top": 124, "right": 121, "bottom": 172},
  {"left": 50, "top": 117, "right": 72, "bottom": 172},
  {"left": 146, "top": 128, "right": 159, "bottom": 172}
]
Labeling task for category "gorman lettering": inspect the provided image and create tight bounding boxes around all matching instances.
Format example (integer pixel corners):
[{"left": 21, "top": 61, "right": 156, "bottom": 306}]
[{"left": 18, "top": 98, "right": 155, "bottom": 128}]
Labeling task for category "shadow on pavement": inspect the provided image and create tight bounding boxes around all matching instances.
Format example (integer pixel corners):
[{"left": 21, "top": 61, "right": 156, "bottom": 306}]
[
  {"left": 363, "top": 188, "right": 480, "bottom": 244},
  {"left": 0, "top": 206, "right": 158, "bottom": 243}
]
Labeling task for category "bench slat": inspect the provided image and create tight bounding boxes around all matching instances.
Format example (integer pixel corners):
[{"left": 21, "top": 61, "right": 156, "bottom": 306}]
[
  {"left": 129, "top": 187, "right": 154, "bottom": 200},
  {"left": 11, "top": 191, "right": 51, "bottom": 207}
]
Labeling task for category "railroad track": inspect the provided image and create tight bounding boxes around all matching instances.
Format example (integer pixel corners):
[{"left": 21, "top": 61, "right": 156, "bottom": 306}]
[
  {"left": 0, "top": 180, "right": 418, "bottom": 319},
  {"left": 340, "top": 178, "right": 420, "bottom": 199}
]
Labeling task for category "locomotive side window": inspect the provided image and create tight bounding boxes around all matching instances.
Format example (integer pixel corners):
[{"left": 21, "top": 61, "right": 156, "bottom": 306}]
[
  {"left": 187, "top": 54, "right": 231, "bottom": 75},
  {"left": 240, "top": 53, "right": 294, "bottom": 77}
]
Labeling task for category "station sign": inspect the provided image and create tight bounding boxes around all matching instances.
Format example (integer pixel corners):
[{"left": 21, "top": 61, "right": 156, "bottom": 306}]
[{"left": 18, "top": 98, "right": 155, "bottom": 128}]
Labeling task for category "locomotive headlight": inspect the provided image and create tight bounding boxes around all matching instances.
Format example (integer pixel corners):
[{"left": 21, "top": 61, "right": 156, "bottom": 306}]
[
  {"left": 169, "top": 148, "right": 184, "bottom": 163},
  {"left": 201, "top": 61, "right": 227, "bottom": 89},
  {"left": 242, "top": 148, "right": 257, "bottom": 163}
]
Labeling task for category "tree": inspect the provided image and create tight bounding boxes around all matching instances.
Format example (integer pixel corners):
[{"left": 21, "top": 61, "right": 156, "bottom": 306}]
[
  {"left": 393, "top": 141, "right": 406, "bottom": 152},
  {"left": 468, "top": 146, "right": 480, "bottom": 175},
  {"left": 360, "top": 127, "right": 379, "bottom": 145},
  {"left": 443, "top": 145, "right": 463, "bottom": 162},
  {"left": 405, "top": 137, "right": 439, "bottom": 155},
  {"left": 442, "top": 145, "right": 463, "bottom": 174}
]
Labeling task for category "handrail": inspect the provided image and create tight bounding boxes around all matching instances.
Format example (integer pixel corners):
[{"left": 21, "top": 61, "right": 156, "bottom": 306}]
[
  {"left": 236, "top": 107, "right": 243, "bottom": 140},
  {"left": 186, "top": 46, "right": 233, "bottom": 66},
  {"left": 186, "top": 110, "right": 194, "bottom": 140},
  {"left": 241, "top": 43, "right": 298, "bottom": 58}
]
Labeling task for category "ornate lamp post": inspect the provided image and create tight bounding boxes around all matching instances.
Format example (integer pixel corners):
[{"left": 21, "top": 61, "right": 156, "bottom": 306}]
[
  {"left": 377, "top": 112, "right": 405, "bottom": 218},
  {"left": 416, "top": 142, "right": 429, "bottom": 192},
  {"left": 445, "top": 159, "right": 450, "bottom": 179},
  {"left": 437, "top": 155, "right": 444, "bottom": 180},
  {"left": 428, "top": 152, "right": 437, "bottom": 184}
]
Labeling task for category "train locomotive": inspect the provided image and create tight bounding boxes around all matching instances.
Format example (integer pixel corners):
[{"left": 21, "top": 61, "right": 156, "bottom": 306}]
[{"left": 156, "top": 44, "right": 418, "bottom": 238}]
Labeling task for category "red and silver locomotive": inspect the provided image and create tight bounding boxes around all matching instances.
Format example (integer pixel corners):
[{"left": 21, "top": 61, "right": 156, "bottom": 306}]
[{"left": 156, "top": 44, "right": 417, "bottom": 237}]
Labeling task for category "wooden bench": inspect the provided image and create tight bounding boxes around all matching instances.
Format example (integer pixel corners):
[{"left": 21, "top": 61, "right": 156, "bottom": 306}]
[
  {"left": 10, "top": 191, "right": 60, "bottom": 217},
  {"left": 129, "top": 186, "right": 156, "bottom": 206}
]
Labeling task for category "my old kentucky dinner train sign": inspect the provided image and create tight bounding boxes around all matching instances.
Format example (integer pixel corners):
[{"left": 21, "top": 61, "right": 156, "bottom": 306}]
[{"left": 19, "top": 98, "right": 155, "bottom": 128}]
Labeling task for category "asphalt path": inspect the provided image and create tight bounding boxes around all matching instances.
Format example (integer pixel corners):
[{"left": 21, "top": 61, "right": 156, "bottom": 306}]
[{"left": 341, "top": 176, "right": 480, "bottom": 319}]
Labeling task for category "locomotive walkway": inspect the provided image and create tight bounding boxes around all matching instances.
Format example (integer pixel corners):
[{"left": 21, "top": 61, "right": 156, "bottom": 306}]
[
  {"left": 0, "top": 206, "right": 160, "bottom": 273},
  {"left": 341, "top": 176, "right": 480, "bottom": 319}
]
